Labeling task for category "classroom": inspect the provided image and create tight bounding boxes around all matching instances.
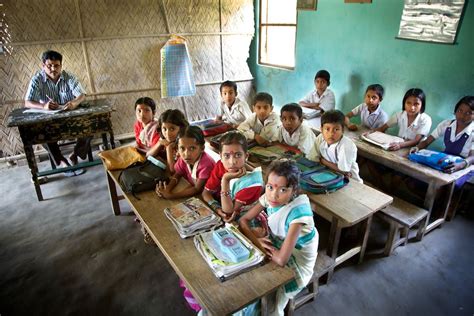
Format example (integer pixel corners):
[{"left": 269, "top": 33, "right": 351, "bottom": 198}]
[{"left": 0, "top": 0, "right": 473, "bottom": 315}]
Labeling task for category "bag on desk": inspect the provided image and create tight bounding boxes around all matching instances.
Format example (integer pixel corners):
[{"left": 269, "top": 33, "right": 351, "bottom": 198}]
[
  {"left": 119, "top": 161, "right": 167, "bottom": 198},
  {"left": 408, "top": 149, "right": 464, "bottom": 171},
  {"left": 299, "top": 161, "right": 348, "bottom": 194},
  {"left": 191, "top": 118, "right": 233, "bottom": 137},
  {"left": 99, "top": 146, "right": 145, "bottom": 170}
]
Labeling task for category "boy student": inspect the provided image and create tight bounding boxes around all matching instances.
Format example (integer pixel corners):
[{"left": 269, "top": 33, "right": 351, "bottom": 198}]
[
  {"left": 238, "top": 92, "right": 280, "bottom": 145},
  {"left": 216, "top": 80, "right": 252, "bottom": 127},
  {"left": 307, "top": 110, "right": 362, "bottom": 182},
  {"left": 277, "top": 103, "right": 316, "bottom": 154},
  {"left": 299, "top": 69, "right": 335, "bottom": 113},
  {"left": 345, "top": 84, "right": 388, "bottom": 131}
]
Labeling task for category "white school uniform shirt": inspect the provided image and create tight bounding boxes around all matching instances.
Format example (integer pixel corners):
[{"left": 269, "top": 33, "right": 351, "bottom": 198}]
[
  {"left": 307, "top": 134, "right": 362, "bottom": 183},
  {"left": 237, "top": 112, "right": 281, "bottom": 142},
  {"left": 277, "top": 123, "right": 316, "bottom": 154},
  {"left": 219, "top": 97, "right": 252, "bottom": 126},
  {"left": 431, "top": 119, "right": 474, "bottom": 158},
  {"left": 299, "top": 88, "right": 335, "bottom": 112},
  {"left": 386, "top": 111, "right": 432, "bottom": 140},
  {"left": 351, "top": 103, "right": 388, "bottom": 129}
]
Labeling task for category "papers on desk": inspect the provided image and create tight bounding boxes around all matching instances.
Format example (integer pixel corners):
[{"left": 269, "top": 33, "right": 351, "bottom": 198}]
[
  {"left": 164, "top": 197, "right": 222, "bottom": 238},
  {"left": 302, "top": 106, "right": 321, "bottom": 119},
  {"left": 24, "top": 107, "right": 65, "bottom": 114},
  {"left": 194, "top": 224, "right": 265, "bottom": 281},
  {"left": 361, "top": 131, "right": 404, "bottom": 150}
]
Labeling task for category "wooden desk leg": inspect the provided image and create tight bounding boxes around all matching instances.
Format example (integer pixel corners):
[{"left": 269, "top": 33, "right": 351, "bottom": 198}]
[
  {"left": 418, "top": 180, "right": 438, "bottom": 240},
  {"left": 261, "top": 294, "right": 269, "bottom": 316},
  {"left": 106, "top": 171, "right": 121, "bottom": 215},
  {"left": 423, "top": 181, "right": 453, "bottom": 236},
  {"left": 102, "top": 133, "right": 110, "bottom": 150},
  {"left": 326, "top": 217, "right": 341, "bottom": 281},
  {"left": 24, "top": 144, "right": 43, "bottom": 201},
  {"left": 359, "top": 216, "right": 373, "bottom": 264},
  {"left": 109, "top": 130, "right": 116, "bottom": 149}
]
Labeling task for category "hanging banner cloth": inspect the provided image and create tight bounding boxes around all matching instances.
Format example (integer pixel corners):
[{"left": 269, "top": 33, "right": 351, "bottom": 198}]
[{"left": 161, "top": 35, "right": 196, "bottom": 98}]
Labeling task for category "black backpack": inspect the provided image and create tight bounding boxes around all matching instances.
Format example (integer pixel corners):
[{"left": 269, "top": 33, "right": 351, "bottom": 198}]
[
  {"left": 296, "top": 157, "right": 349, "bottom": 194},
  {"left": 118, "top": 161, "right": 167, "bottom": 199}
]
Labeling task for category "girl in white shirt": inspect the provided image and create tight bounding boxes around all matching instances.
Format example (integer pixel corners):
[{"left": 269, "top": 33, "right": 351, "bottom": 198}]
[{"left": 376, "top": 88, "right": 432, "bottom": 151}]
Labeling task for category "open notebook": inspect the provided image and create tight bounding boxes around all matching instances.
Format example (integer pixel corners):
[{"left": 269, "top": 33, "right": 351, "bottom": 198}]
[
  {"left": 302, "top": 106, "right": 321, "bottom": 119},
  {"left": 361, "top": 131, "right": 404, "bottom": 150}
]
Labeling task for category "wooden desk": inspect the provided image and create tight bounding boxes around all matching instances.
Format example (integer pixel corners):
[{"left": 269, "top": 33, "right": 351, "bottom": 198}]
[
  {"left": 7, "top": 100, "right": 114, "bottom": 201},
  {"left": 343, "top": 127, "right": 474, "bottom": 236},
  {"left": 104, "top": 169, "right": 294, "bottom": 315},
  {"left": 307, "top": 180, "right": 392, "bottom": 278}
]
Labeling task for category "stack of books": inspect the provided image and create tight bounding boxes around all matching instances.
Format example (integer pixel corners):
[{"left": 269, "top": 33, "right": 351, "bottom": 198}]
[
  {"left": 302, "top": 107, "right": 321, "bottom": 120},
  {"left": 194, "top": 224, "right": 265, "bottom": 281},
  {"left": 164, "top": 197, "right": 222, "bottom": 238},
  {"left": 361, "top": 131, "right": 405, "bottom": 150}
]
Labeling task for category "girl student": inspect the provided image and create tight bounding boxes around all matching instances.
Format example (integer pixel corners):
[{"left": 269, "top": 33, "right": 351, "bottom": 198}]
[
  {"left": 134, "top": 97, "right": 160, "bottom": 156},
  {"left": 154, "top": 109, "right": 189, "bottom": 165},
  {"left": 239, "top": 159, "right": 318, "bottom": 316},
  {"left": 375, "top": 88, "right": 432, "bottom": 150},
  {"left": 155, "top": 125, "right": 215, "bottom": 199},
  {"left": 202, "top": 131, "right": 264, "bottom": 223}
]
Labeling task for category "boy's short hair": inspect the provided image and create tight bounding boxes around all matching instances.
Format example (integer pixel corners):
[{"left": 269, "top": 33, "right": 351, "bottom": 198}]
[
  {"left": 220, "top": 80, "right": 237, "bottom": 93},
  {"left": 253, "top": 92, "right": 273, "bottom": 106},
  {"left": 178, "top": 125, "right": 205, "bottom": 146},
  {"left": 314, "top": 70, "right": 330, "bottom": 86},
  {"left": 454, "top": 96, "right": 474, "bottom": 113},
  {"left": 219, "top": 131, "right": 248, "bottom": 153},
  {"left": 402, "top": 88, "right": 426, "bottom": 113},
  {"left": 266, "top": 158, "right": 301, "bottom": 191},
  {"left": 42, "top": 50, "right": 62, "bottom": 63},
  {"left": 135, "top": 97, "right": 156, "bottom": 113},
  {"left": 281, "top": 103, "right": 303, "bottom": 120},
  {"left": 321, "top": 110, "right": 345, "bottom": 128},
  {"left": 366, "top": 84, "right": 384, "bottom": 100}
]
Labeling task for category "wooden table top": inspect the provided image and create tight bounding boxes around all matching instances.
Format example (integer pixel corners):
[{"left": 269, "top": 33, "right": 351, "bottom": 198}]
[
  {"left": 108, "top": 170, "right": 294, "bottom": 315},
  {"left": 307, "top": 179, "right": 393, "bottom": 226}
]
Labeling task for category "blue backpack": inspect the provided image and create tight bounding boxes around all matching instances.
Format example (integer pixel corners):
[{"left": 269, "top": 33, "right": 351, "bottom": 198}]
[
  {"left": 296, "top": 157, "right": 349, "bottom": 194},
  {"left": 408, "top": 149, "right": 464, "bottom": 171}
]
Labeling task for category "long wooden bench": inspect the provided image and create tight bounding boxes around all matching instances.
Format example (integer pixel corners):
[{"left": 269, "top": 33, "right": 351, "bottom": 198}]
[
  {"left": 378, "top": 196, "right": 428, "bottom": 256},
  {"left": 286, "top": 253, "right": 335, "bottom": 316}
]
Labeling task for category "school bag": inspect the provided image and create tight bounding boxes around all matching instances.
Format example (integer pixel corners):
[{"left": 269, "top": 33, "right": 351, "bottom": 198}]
[
  {"left": 119, "top": 160, "right": 167, "bottom": 198},
  {"left": 191, "top": 118, "right": 233, "bottom": 137},
  {"left": 296, "top": 157, "right": 349, "bottom": 194},
  {"left": 408, "top": 149, "right": 464, "bottom": 171}
]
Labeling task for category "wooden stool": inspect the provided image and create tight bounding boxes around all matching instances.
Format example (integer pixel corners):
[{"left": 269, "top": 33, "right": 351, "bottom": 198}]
[
  {"left": 378, "top": 196, "right": 428, "bottom": 256},
  {"left": 286, "top": 253, "right": 335, "bottom": 316}
]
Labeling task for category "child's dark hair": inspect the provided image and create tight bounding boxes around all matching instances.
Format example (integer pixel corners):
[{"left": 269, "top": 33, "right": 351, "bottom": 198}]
[
  {"left": 253, "top": 92, "right": 273, "bottom": 106},
  {"left": 42, "top": 50, "right": 62, "bottom": 63},
  {"left": 321, "top": 110, "right": 345, "bottom": 128},
  {"left": 266, "top": 159, "right": 301, "bottom": 191},
  {"left": 220, "top": 80, "right": 237, "bottom": 93},
  {"left": 366, "top": 84, "right": 384, "bottom": 100},
  {"left": 135, "top": 97, "right": 156, "bottom": 113},
  {"left": 314, "top": 70, "right": 330, "bottom": 86},
  {"left": 281, "top": 103, "right": 303, "bottom": 120},
  {"left": 178, "top": 126, "right": 205, "bottom": 147},
  {"left": 454, "top": 96, "right": 474, "bottom": 113},
  {"left": 402, "top": 88, "right": 426, "bottom": 113},
  {"left": 158, "top": 109, "right": 189, "bottom": 134},
  {"left": 219, "top": 131, "right": 248, "bottom": 153}
]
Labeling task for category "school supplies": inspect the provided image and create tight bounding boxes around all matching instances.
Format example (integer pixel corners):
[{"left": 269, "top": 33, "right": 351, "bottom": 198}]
[
  {"left": 99, "top": 146, "right": 146, "bottom": 170},
  {"left": 248, "top": 144, "right": 302, "bottom": 164},
  {"left": 165, "top": 197, "right": 222, "bottom": 238},
  {"left": 302, "top": 107, "right": 321, "bottom": 120},
  {"left": 190, "top": 118, "right": 233, "bottom": 137},
  {"left": 297, "top": 158, "right": 349, "bottom": 194},
  {"left": 361, "top": 131, "right": 404, "bottom": 150},
  {"left": 212, "top": 228, "right": 250, "bottom": 263},
  {"left": 118, "top": 161, "right": 167, "bottom": 198},
  {"left": 194, "top": 224, "right": 265, "bottom": 281},
  {"left": 408, "top": 149, "right": 464, "bottom": 171}
]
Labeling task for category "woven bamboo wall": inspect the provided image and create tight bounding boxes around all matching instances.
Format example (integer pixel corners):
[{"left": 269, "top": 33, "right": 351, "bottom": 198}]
[{"left": 0, "top": 0, "right": 255, "bottom": 157}]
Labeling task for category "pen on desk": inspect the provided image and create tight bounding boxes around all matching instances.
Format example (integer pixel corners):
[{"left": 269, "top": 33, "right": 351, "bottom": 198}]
[{"left": 46, "top": 95, "right": 54, "bottom": 103}]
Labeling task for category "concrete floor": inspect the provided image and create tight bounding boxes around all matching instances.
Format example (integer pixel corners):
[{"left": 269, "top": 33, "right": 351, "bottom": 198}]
[{"left": 0, "top": 158, "right": 473, "bottom": 316}]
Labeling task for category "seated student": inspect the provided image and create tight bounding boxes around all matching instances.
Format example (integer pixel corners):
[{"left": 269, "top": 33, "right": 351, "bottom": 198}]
[
  {"left": 277, "top": 103, "right": 316, "bottom": 154},
  {"left": 237, "top": 92, "right": 281, "bottom": 146},
  {"left": 153, "top": 109, "right": 189, "bottom": 164},
  {"left": 375, "top": 88, "right": 432, "bottom": 151},
  {"left": 134, "top": 97, "right": 160, "bottom": 156},
  {"left": 345, "top": 84, "right": 388, "bottom": 131},
  {"left": 414, "top": 96, "right": 474, "bottom": 175},
  {"left": 307, "top": 110, "right": 362, "bottom": 182},
  {"left": 299, "top": 69, "right": 335, "bottom": 113},
  {"left": 155, "top": 126, "right": 215, "bottom": 199},
  {"left": 239, "top": 159, "right": 318, "bottom": 316},
  {"left": 202, "top": 131, "right": 264, "bottom": 222},
  {"left": 215, "top": 80, "right": 252, "bottom": 128}
]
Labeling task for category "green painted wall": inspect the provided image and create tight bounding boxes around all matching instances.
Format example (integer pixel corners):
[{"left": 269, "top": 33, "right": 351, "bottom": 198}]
[{"left": 249, "top": 0, "right": 474, "bottom": 140}]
